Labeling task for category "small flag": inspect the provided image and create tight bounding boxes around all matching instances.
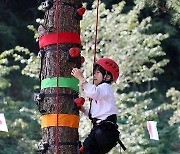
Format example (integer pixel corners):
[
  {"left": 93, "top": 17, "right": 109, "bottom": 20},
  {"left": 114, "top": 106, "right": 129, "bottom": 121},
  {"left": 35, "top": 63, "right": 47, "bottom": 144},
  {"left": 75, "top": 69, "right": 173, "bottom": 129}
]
[
  {"left": 147, "top": 121, "right": 159, "bottom": 140},
  {"left": 0, "top": 113, "right": 8, "bottom": 132}
]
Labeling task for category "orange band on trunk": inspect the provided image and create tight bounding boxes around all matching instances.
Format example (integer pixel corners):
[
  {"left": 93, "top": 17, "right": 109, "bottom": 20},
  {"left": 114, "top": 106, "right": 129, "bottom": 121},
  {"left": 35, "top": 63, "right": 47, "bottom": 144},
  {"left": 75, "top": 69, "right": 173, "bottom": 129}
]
[{"left": 41, "top": 114, "right": 80, "bottom": 128}]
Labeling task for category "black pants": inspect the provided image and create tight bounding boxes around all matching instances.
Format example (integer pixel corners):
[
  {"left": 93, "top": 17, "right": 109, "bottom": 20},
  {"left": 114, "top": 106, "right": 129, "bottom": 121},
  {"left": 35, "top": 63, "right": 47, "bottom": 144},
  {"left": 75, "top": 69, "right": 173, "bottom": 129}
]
[
  {"left": 83, "top": 115, "right": 119, "bottom": 154},
  {"left": 83, "top": 128, "right": 99, "bottom": 154}
]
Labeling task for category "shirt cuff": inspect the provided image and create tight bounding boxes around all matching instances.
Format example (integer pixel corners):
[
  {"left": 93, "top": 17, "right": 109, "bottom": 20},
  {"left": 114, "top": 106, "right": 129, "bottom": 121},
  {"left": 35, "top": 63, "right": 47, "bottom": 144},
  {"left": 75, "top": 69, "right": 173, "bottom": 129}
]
[
  {"left": 83, "top": 83, "right": 93, "bottom": 92},
  {"left": 84, "top": 109, "right": 89, "bottom": 117}
]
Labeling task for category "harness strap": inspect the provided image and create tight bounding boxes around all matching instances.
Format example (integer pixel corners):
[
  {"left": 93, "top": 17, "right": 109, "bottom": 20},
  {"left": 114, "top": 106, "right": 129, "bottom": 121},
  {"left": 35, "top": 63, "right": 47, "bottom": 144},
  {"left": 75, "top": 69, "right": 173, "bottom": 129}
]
[
  {"left": 91, "top": 114, "right": 117, "bottom": 126},
  {"left": 88, "top": 98, "right": 93, "bottom": 120},
  {"left": 118, "top": 139, "right": 126, "bottom": 151}
]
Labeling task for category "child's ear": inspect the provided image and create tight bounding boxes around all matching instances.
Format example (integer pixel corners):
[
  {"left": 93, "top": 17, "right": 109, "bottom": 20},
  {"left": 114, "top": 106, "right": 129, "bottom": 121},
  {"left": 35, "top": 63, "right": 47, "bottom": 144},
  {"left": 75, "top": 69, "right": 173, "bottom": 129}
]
[{"left": 106, "top": 75, "right": 111, "bottom": 81}]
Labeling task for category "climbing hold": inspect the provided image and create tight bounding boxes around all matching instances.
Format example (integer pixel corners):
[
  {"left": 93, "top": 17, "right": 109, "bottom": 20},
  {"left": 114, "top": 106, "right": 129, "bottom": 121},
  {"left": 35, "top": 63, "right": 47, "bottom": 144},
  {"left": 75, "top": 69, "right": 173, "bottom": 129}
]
[
  {"left": 77, "top": 8, "right": 86, "bottom": 16},
  {"left": 74, "top": 97, "right": 85, "bottom": 107},
  {"left": 69, "top": 48, "right": 80, "bottom": 58},
  {"left": 74, "top": 4, "right": 85, "bottom": 20}
]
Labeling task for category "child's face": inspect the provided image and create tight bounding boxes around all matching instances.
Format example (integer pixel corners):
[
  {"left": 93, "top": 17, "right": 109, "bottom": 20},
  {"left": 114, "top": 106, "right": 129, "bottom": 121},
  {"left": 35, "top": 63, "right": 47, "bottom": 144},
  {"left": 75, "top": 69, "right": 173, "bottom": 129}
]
[{"left": 93, "top": 69, "right": 103, "bottom": 86}]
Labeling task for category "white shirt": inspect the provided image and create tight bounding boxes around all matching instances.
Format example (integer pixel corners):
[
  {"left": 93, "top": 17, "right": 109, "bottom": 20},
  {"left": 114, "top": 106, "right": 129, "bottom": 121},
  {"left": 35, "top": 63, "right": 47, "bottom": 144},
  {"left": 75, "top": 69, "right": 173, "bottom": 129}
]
[{"left": 83, "top": 82, "right": 119, "bottom": 120}]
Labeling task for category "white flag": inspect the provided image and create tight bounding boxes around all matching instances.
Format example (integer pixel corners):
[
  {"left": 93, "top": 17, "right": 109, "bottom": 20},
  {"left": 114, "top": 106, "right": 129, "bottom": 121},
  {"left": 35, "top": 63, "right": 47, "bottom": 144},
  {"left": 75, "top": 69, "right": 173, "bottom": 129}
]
[
  {"left": 0, "top": 113, "right": 8, "bottom": 132},
  {"left": 147, "top": 121, "right": 159, "bottom": 140}
]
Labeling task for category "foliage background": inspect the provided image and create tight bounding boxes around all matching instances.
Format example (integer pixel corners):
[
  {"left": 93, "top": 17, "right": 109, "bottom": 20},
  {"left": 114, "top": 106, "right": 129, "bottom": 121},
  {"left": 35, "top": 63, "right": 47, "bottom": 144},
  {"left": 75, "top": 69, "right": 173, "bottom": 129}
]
[{"left": 0, "top": 0, "right": 179, "bottom": 153}]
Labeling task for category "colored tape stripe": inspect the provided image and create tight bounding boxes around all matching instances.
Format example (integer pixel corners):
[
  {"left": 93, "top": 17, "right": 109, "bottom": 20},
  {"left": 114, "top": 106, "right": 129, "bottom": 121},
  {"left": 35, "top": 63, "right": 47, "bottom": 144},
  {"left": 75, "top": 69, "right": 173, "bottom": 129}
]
[
  {"left": 41, "top": 77, "right": 79, "bottom": 92},
  {"left": 41, "top": 114, "right": 80, "bottom": 128},
  {"left": 39, "top": 32, "right": 81, "bottom": 49}
]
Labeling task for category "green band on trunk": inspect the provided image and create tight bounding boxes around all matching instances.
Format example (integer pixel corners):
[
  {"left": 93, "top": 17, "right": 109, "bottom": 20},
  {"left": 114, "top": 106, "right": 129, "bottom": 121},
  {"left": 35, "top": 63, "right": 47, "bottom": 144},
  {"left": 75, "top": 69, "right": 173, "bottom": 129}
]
[{"left": 41, "top": 77, "right": 79, "bottom": 92}]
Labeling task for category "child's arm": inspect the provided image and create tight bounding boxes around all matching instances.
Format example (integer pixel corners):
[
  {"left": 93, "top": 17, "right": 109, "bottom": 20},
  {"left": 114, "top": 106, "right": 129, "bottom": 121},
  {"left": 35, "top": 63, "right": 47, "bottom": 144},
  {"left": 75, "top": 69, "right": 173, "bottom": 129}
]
[
  {"left": 71, "top": 68, "right": 88, "bottom": 87},
  {"left": 71, "top": 68, "right": 109, "bottom": 100}
]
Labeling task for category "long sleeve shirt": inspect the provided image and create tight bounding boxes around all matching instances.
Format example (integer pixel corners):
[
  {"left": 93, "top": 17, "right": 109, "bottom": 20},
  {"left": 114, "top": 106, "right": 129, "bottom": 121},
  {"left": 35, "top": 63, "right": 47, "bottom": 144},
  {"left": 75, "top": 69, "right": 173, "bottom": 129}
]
[{"left": 83, "top": 82, "right": 119, "bottom": 120}]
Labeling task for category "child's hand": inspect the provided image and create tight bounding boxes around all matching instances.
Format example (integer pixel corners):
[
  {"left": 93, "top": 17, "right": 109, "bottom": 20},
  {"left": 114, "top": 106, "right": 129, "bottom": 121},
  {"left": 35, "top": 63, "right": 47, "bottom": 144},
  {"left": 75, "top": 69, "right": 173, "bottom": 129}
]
[{"left": 71, "top": 68, "right": 84, "bottom": 80}]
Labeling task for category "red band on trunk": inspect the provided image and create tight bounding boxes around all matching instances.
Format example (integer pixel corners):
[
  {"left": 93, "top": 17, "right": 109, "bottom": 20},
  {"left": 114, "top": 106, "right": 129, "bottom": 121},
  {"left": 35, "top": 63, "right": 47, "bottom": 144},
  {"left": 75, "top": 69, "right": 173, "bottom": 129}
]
[{"left": 39, "top": 32, "right": 81, "bottom": 49}]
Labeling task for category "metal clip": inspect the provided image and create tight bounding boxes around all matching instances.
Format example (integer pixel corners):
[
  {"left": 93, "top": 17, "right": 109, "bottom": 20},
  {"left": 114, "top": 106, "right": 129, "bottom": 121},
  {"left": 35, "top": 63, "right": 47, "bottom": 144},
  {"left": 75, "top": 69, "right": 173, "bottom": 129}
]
[
  {"left": 37, "top": 141, "right": 49, "bottom": 154},
  {"left": 38, "top": 50, "right": 45, "bottom": 58},
  {"left": 41, "top": 0, "right": 53, "bottom": 10},
  {"left": 34, "top": 92, "right": 45, "bottom": 102}
]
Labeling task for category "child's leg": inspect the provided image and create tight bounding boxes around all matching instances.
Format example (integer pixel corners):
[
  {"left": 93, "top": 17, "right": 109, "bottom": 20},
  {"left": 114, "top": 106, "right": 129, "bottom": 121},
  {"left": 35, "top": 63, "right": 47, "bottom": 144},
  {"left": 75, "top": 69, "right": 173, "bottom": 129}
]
[{"left": 83, "top": 129, "right": 99, "bottom": 154}]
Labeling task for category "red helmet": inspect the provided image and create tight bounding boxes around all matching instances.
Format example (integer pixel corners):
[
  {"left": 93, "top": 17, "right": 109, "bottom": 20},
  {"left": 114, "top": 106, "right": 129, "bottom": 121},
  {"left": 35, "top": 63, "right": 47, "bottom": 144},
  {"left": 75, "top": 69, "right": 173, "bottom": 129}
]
[{"left": 95, "top": 58, "right": 119, "bottom": 82}]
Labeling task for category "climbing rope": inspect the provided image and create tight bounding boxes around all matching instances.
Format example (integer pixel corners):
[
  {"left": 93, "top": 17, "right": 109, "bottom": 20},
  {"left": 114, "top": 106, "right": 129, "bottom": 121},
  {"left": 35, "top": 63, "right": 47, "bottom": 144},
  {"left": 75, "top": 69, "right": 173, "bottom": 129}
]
[
  {"left": 93, "top": 0, "right": 100, "bottom": 63},
  {"left": 89, "top": 0, "right": 100, "bottom": 121},
  {"left": 55, "top": 0, "right": 59, "bottom": 153}
]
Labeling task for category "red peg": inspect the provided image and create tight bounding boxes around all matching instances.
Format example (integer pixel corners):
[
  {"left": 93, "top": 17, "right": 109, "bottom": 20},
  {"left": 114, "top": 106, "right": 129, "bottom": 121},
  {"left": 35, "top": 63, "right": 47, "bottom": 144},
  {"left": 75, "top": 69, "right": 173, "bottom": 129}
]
[
  {"left": 74, "top": 97, "right": 85, "bottom": 107},
  {"left": 77, "top": 8, "right": 86, "bottom": 16},
  {"left": 69, "top": 48, "right": 80, "bottom": 58}
]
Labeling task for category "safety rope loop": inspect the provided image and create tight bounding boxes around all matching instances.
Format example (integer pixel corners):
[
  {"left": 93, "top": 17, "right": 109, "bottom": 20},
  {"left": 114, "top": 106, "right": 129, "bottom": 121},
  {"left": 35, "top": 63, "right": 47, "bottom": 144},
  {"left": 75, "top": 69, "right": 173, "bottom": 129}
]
[
  {"left": 94, "top": 0, "right": 100, "bottom": 63},
  {"left": 55, "top": 0, "right": 59, "bottom": 153}
]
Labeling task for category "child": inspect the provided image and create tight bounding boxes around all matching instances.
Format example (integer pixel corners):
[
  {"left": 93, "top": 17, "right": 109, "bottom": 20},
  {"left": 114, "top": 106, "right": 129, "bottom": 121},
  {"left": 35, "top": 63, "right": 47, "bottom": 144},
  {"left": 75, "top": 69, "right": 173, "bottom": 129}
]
[{"left": 71, "top": 58, "right": 120, "bottom": 154}]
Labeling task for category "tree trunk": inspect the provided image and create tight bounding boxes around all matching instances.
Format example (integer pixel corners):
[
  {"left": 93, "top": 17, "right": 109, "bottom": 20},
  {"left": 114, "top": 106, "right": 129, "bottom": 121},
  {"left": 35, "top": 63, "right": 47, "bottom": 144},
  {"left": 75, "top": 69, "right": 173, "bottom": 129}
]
[{"left": 38, "top": 0, "right": 82, "bottom": 153}]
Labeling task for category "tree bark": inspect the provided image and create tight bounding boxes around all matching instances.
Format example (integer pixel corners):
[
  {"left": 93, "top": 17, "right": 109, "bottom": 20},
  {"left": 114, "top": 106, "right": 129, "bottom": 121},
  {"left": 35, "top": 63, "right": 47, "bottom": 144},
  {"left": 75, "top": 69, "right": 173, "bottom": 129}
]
[{"left": 38, "top": 0, "right": 82, "bottom": 153}]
